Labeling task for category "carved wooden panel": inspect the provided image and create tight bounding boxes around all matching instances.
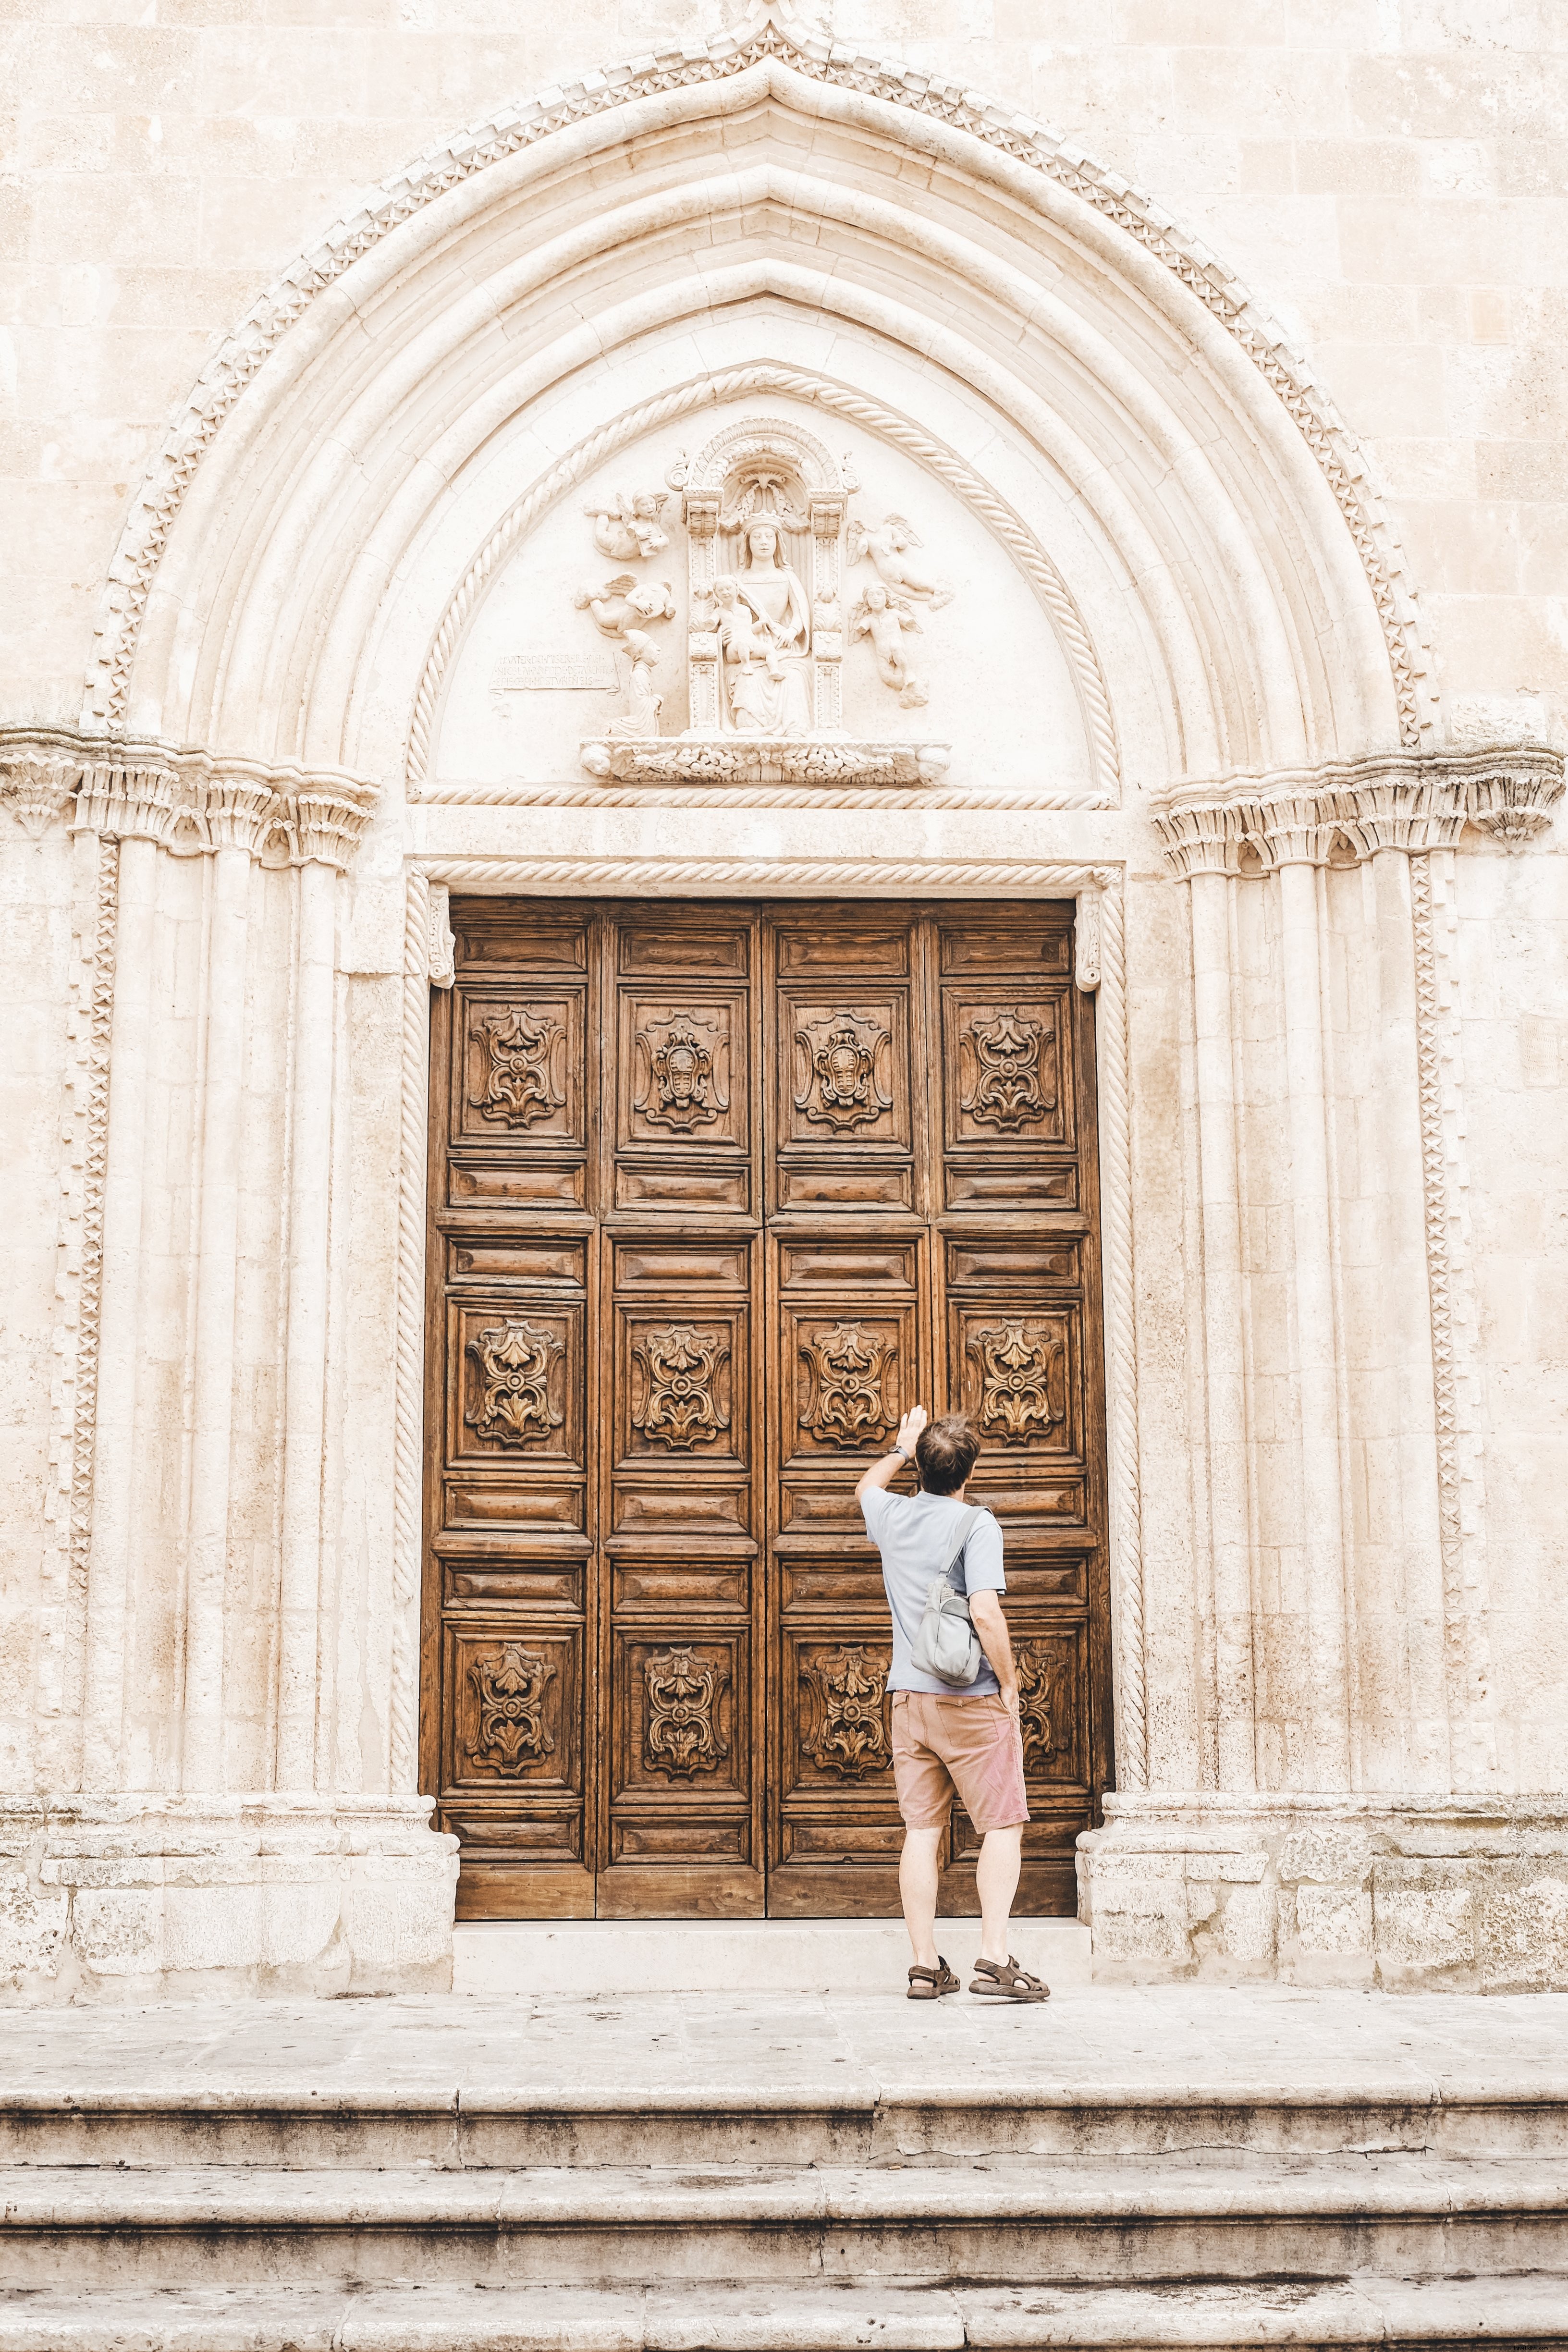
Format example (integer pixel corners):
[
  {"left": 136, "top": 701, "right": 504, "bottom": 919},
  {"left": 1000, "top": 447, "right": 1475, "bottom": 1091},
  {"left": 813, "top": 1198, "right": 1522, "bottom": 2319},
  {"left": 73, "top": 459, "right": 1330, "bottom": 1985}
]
[{"left": 424, "top": 898, "right": 1109, "bottom": 1923}]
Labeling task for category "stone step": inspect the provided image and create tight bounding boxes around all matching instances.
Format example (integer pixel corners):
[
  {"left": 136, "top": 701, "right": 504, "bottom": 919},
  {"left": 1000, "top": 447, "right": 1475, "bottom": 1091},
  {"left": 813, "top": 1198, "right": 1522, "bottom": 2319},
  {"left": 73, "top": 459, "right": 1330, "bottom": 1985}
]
[
  {"left": 3, "top": 2157, "right": 1565, "bottom": 2288},
  {"left": 452, "top": 1917, "right": 1094, "bottom": 1997},
  {"left": 8, "top": 2076, "right": 1566, "bottom": 2169},
  {"left": 2, "top": 2277, "right": 1568, "bottom": 2351}
]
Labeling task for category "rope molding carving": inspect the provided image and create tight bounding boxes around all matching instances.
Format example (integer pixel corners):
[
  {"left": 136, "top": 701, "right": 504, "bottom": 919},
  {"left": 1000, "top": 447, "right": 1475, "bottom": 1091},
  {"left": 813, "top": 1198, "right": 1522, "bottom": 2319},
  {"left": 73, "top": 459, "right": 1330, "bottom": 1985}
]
[
  {"left": 390, "top": 872, "right": 431, "bottom": 1794},
  {"left": 414, "top": 856, "right": 1120, "bottom": 897},
  {"left": 1093, "top": 880, "right": 1145, "bottom": 1788},
  {"left": 86, "top": 21, "right": 1428, "bottom": 747},
  {"left": 405, "top": 367, "right": 1117, "bottom": 795},
  {"left": 415, "top": 781, "right": 1110, "bottom": 811}
]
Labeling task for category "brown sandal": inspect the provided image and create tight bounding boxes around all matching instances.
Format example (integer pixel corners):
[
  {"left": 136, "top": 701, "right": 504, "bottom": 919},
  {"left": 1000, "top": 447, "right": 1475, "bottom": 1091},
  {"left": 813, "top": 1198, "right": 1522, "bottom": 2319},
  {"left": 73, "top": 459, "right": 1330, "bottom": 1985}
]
[
  {"left": 969, "top": 1955, "right": 1051, "bottom": 2001},
  {"left": 907, "top": 1957, "right": 961, "bottom": 2000}
]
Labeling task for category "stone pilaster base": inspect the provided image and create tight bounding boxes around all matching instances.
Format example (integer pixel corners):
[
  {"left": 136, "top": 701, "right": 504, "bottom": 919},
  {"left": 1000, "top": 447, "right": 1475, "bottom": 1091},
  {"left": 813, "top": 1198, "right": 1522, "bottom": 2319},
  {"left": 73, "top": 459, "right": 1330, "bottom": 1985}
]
[
  {"left": 1077, "top": 1795, "right": 1568, "bottom": 1991},
  {"left": 0, "top": 1795, "right": 459, "bottom": 2004}
]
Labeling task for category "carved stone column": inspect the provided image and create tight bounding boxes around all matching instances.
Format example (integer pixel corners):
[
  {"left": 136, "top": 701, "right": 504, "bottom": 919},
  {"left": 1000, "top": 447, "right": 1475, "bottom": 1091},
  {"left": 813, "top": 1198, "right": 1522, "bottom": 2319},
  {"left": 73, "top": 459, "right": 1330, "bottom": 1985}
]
[
  {"left": 181, "top": 773, "right": 275, "bottom": 1792},
  {"left": 76, "top": 761, "right": 177, "bottom": 1789},
  {"left": 275, "top": 784, "right": 375, "bottom": 1791}
]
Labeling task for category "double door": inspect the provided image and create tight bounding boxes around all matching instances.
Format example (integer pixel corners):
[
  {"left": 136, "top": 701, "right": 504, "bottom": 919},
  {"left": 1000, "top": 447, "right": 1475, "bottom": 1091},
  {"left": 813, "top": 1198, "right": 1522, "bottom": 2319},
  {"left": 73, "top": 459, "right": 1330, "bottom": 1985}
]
[{"left": 421, "top": 899, "right": 1111, "bottom": 1917}]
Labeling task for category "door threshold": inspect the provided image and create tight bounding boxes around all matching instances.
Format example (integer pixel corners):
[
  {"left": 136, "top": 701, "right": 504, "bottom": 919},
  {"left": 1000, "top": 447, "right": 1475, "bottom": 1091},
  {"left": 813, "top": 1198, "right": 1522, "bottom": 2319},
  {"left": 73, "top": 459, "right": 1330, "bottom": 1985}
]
[{"left": 453, "top": 1915, "right": 1091, "bottom": 1995}]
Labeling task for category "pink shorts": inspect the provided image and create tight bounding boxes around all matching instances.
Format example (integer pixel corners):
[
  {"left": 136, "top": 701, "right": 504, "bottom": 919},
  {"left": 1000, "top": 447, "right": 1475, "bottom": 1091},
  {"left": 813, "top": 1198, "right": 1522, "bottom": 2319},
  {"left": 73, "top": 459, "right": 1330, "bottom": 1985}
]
[{"left": 891, "top": 1690, "right": 1029, "bottom": 1834}]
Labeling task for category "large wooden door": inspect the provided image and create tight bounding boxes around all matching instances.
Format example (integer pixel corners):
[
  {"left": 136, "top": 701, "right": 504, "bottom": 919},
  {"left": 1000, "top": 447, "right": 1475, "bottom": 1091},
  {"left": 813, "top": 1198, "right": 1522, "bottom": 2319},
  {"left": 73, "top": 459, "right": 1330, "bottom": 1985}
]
[{"left": 422, "top": 899, "right": 1111, "bottom": 1919}]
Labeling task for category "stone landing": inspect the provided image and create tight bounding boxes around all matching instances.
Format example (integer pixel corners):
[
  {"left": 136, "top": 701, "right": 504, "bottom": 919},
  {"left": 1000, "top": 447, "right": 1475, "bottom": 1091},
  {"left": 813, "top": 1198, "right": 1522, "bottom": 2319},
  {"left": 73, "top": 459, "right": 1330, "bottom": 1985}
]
[
  {"left": 453, "top": 1916, "right": 1092, "bottom": 1995},
  {"left": 1, "top": 1987, "right": 1566, "bottom": 2348}
]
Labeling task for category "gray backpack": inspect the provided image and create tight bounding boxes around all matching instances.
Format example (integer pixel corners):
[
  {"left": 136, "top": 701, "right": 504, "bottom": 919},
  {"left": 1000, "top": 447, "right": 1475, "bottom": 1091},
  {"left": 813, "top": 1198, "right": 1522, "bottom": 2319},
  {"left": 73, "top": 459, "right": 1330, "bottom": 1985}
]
[{"left": 909, "top": 1506, "right": 984, "bottom": 1685}]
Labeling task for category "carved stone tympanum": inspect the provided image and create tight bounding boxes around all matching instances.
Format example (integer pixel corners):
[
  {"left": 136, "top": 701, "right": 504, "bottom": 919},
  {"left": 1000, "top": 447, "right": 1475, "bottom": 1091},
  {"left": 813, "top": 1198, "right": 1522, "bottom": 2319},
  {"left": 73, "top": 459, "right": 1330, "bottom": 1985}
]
[
  {"left": 804, "top": 1646, "right": 893, "bottom": 1777},
  {"left": 961, "top": 1009, "right": 1055, "bottom": 1130},
  {"left": 798, "top": 1321, "right": 897, "bottom": 1446},
  {"left": 466, "top": 1643, "right": 555, "bottom": 1773},
  {"left": 471, "top": 1005, "right": 565, "bottom": 1128},
  {"left": 643, "top": 1646, "right": 730, "bottom": 1778},
  {"left": 631, "top": 1324, "right": 731, "bottom": 1449},
  {"left": 969, "top": 1319, "right": 1065, "bottom": 1442},
  {"left": 466, "top": 1317, "right": 565, "bottom": 1446}
]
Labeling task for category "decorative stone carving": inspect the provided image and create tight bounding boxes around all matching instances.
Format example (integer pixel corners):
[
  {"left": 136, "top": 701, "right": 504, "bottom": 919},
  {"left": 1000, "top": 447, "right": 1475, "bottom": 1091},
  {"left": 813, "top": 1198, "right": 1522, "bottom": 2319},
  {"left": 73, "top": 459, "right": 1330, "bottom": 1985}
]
[
  {"left": 631, "top": 1324, "right": 731, "bottom": 1449},
  {"left": 804, "top": 1647, "right": 893, "bottom": 1777},
  {"left": 846, "top": 514, "right": 953, "bottom": 611},
  {"left": 793, "top": 1010, "right": 894, "bottom": 1130},
  {"left": 607, "top": 629, "right": 663, "bottom": 740},
  {"left": 466, "top": 1643, "right": 555, "bottom": 1772},
  {"left": 851, "top": 585, "right": 926, "bottom": 709},
  {"left": 574, "top": 575, "right": 678, "bottom": 640},
  {"left": 969, "top": 1320, "right": 1065, "bottom": 1442},
  {"left": 584, "top": 489, "right": 671, "bottom": 563},
  {"left": 961, "top": 1011, "right": 1056, "bottom": 1130},
  {"left": 465, "top": 1317, "right": 564, "bottom": 1446},
  {"left": 799, "top": 1322, "right": 897, "bottom": 1446},
  {"left": 1154, "top": 749, "right": 1565, "bottom": 879},
  {"left": 584, "top": 415, "right": 953, "bottom": 786},
  {"left": 470, "top": 1005, "right": 565, "bottom": 1127},
  {"left": 427, "top": 882, "right": 456, "bottom": 989},
  {"left": 0, "top": 751, "right": 78, "bottom": 838},
  {"left": 1013, "top": 1642, "right": 1058, "bottom": 1773},
  {"left": 643, "top": 1646, "right": 730, "bottom": 1778},
  {"left": 1074, "top": 887, "right": 1102, "bottom": 993},
  {"left": 580, "top": 739, "right": 951, "bottom": 786},
  {"left": 636, "top": 1015, "right": 726, "bottom": 1133}
]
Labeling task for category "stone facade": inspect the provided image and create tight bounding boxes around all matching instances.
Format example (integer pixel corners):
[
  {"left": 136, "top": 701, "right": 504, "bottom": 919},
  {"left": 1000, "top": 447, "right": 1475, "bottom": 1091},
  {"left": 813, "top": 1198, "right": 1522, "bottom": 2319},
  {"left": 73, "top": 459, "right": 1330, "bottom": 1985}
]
[{"left": 2, "top": 0, "right": 1566, "bottom": 1996}]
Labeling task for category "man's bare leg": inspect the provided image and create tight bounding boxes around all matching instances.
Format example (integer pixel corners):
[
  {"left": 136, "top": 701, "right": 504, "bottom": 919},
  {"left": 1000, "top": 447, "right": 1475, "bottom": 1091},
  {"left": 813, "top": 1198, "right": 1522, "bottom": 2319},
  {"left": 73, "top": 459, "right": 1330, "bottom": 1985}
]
[
  {"left": 976, "top": 1825, "right": 1022, "bottom": 1964},
  {"left": 899, "top": 1825, "right": 942, "bottom": 1971}
]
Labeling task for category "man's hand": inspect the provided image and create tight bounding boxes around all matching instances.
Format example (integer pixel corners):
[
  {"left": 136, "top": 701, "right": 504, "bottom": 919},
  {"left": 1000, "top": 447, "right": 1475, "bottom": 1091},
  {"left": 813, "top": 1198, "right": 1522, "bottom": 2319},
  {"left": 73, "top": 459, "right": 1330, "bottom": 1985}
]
[
  {"left": 854, "top": 1400, "right": 928, "bottom": 1507},
  {"left": 894, "top": 1403, "right": 928, "bottom": 1455}
]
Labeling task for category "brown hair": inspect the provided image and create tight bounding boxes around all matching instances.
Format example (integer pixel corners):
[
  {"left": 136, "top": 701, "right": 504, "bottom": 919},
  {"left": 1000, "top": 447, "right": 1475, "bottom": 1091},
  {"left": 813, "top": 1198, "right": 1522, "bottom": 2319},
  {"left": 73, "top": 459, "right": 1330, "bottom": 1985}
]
[{"left": 915, "top": 1412, "right": 980, "bottom": 1496}]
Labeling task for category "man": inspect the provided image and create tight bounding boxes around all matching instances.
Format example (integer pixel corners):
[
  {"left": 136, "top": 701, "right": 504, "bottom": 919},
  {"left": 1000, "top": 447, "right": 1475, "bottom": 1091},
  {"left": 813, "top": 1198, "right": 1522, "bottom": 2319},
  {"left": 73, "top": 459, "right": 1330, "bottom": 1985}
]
[{"left": 856, "top": 1403, "right": 1049, "bottom": 2003}]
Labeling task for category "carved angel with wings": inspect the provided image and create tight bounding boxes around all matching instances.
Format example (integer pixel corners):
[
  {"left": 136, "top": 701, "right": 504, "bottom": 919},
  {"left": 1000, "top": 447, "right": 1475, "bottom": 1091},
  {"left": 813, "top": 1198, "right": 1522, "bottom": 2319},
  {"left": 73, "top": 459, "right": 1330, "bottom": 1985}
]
[
  {"left": 573, "top": 574, "right": 678, "bottom": 639},
  {"left": 850, "top": 582, "right": 927, "bottom": 709},
  {"left": 845, "top": 513, "right": 954, "bottom": 611},
  {"left": 584, "top": 489, "right": 671, "bottom": 562}
]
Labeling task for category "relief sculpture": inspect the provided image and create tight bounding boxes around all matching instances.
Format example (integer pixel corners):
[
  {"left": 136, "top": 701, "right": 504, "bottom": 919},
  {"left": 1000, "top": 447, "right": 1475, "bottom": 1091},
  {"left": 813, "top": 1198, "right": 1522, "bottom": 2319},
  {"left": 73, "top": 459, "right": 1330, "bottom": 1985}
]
[
  {"left": 466, "top": 1643, "right": 555, "bottom": 1773},
  {"left": 850, "top": 583, "right": 925, "bottom": 708},
  {"left": 961, "top": 1009, "right": 1056, "bottom": 1130},
  {"left": 584, "top": 488, "right": 670, "bottom": 563},
  {"left": 1013, "top": 1642, "right": 1058, "bottom": 1774},
  {"left": 643, "top": 1646, "right": 730, "bottom": 1778},
  {"left": 798, "top": 1321, "right": 897, "bottom": 1447},
  {"left": 636, "top": 1014, "right": 727, "bottom": 1132},
  {"left": 471, "top": 1005, "right": 565, "bottom": 1128},
  {"left": 846, "top": 513, "right": 954, "bottom": 611},
  {"left": 466, "top": 1317, "right": 565, "bottom": 1447},
  {"left": 804, "top": 1646, "right": 893, "bottom": 1778},
  {"left": 631, "top": 1323, "right": 731, "bottom": 1450},
  {"left": 793, "top": 1010, "right": 893, "bottom": 1130},
  {"left": 968, "top": 1319, "right": 1066, "bottom": 1443}
]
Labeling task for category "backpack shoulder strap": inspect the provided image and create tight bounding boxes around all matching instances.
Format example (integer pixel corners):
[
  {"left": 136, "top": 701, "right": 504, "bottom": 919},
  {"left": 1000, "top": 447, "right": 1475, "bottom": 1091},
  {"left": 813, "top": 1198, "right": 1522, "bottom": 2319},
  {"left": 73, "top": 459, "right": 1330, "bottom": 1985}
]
[{"left": 940, "top": 1504, "right": 982, "bottom": 1588}]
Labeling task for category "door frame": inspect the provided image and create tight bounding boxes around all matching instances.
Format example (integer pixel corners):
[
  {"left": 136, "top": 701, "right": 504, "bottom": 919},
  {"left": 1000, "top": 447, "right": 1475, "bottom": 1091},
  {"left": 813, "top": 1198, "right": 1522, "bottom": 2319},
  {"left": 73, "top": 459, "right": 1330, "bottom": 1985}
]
[{"left": 394, "top": 859, "right": 1146, "bottom": 1892}]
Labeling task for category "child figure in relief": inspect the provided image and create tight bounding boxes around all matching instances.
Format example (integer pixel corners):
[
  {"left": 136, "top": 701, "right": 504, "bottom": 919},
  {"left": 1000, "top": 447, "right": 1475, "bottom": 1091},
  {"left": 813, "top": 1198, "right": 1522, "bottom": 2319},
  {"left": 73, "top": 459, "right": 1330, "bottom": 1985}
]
[{"left": 852, "top": 580, "right": 928, "bottom": 709}]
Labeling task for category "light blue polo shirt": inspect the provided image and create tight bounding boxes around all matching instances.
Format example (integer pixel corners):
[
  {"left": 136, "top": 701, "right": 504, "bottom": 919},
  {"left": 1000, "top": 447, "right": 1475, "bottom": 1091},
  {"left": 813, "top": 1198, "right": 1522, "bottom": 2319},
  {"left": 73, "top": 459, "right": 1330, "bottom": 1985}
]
[{"left": 860, "top": 1487, "right": 1006, "bottom": 1696}]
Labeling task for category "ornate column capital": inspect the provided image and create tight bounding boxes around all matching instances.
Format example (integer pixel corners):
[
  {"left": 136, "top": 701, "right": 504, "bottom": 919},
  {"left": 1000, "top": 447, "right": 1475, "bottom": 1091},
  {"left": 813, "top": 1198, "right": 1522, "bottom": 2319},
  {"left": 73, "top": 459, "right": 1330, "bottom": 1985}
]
[
  {"left": 1155, "top": 745, "right": 1563, "bottom": 882},
  {"left": 0, "top": 729, "right": 380, "bottom": 864}
]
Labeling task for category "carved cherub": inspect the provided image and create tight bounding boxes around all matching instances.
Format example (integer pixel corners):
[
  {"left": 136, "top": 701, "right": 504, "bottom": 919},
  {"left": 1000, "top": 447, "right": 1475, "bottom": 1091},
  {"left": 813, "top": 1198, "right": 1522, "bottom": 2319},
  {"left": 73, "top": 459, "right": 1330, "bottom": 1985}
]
[
  {"left": 846, "top": 514, "right": 953, "bottom": 611},
  {"left": 607, "top": 629, "right": 662, "bottom": 739},
  {"left": 573, "top": 575, "right": 677, "bottom": 639},
  {"left": 851, "top": 581, "right": 927, "bottom": 709},
  {"left": 583, "top": 489, "right": 670, "bottom": 563}
]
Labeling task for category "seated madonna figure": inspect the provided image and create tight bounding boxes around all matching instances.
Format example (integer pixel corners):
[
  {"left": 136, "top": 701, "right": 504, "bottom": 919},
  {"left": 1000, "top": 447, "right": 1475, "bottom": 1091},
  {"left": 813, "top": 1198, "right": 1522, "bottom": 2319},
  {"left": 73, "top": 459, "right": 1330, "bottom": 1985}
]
[{"left": 716, "top": 516, "right": 813, "bottom": 736}]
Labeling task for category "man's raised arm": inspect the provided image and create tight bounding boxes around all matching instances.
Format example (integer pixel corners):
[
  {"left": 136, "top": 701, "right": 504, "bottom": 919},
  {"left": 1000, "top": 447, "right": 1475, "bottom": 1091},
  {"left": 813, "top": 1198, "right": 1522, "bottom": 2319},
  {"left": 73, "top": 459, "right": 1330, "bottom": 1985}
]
[{"left": 854, "top": 1402, "right": 928, "bottom": 1508}]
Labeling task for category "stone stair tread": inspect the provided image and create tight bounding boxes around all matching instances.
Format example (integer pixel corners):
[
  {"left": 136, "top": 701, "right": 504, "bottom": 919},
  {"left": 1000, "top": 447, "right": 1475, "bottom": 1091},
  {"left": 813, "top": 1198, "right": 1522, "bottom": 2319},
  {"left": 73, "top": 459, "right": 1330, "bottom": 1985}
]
[
  {"left": 2, "top": 2278, "right": 1568, "bottom": 2350},
  {"left": 4, "top": 2155, "right": 1568, "bottom": 2229}
]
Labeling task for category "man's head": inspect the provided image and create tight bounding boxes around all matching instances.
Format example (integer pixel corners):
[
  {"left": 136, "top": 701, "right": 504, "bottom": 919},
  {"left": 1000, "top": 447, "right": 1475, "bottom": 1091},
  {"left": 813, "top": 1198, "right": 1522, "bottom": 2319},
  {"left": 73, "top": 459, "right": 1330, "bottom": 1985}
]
[{"left": 915, "top": 1412, "right": 980, "bottom": 1496}]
